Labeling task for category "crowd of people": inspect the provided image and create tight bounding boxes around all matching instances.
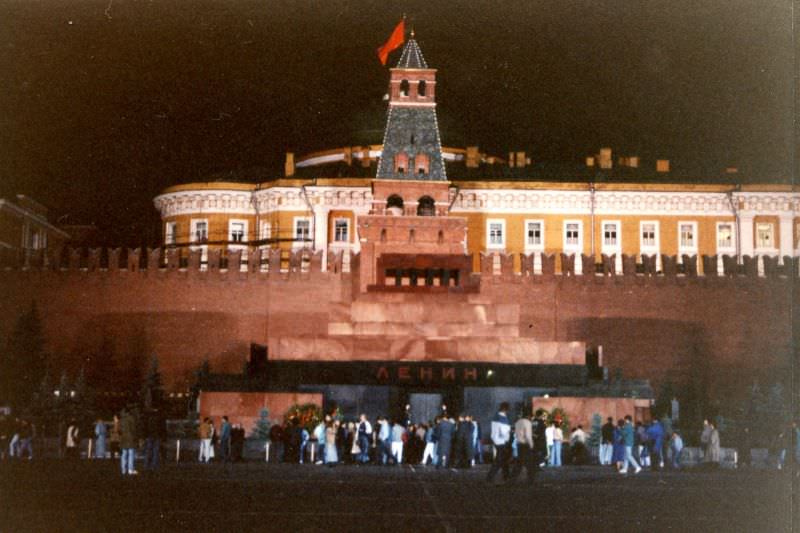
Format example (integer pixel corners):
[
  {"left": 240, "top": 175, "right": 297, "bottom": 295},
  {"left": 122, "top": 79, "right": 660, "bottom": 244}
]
[{"left": 2, "top": 408, "right": 798, "bottom": 479}]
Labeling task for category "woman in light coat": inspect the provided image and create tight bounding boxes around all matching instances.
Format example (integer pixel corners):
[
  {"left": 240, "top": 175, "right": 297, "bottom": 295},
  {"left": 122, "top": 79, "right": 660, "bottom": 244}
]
[{"left": 324, "top": 421, "right": 339, "bottom": 466}]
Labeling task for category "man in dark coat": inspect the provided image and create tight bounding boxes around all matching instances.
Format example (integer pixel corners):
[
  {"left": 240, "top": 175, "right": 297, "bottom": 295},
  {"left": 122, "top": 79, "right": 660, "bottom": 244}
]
[
  {"left": 601, "top": 417, "right": 615, "bottom": 465},
  {"left": 436, "top": 416, "right": 455, "bottom": 468},
  {"left": 454, "top": 415, "right": 474, "bottom": 468},
  {"left": 532, "top": 410, "right": 548, "bottom": 472},
  {"left": 143, "top": 408, "right": 166, "bottom": 470}
]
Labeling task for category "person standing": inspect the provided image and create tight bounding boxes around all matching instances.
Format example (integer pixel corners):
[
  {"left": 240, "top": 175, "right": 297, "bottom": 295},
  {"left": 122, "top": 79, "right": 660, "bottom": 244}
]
[
  {"left": 420, "top": 423, "right": 436, "bottom": 466},
  {"left": 619, "top": 415, "right": 641, "bottom": 474},
  {"left": 457, "top": 415, "right": 475, "bottom": 469},
  {"left": 612, "top": 419, "right": 626, "bottom": 470},
  {"left": 510, "top": 410, "right": 535, "bottom": 485},
  {"left": 198, "top": 418, "right": 212, "bottom": 463},
  {"left": 220, "top": 416, "right": 232, "bottom": 463},
  {"left": 485, "top": 402, "right": 512, "bottom": 484},
  {"left": 324, "top": 420, "right": 339, "bottom": 466},
  {"left": 569, "top": 425, "right": 587, "bottom": 465},
  {"left": 436, "top": 415, "right": 455, "bottom": 468},
  {"left": 532, "top": 410, "right": 548, "bottom": 471},
  {"left": 600, "top": 417, "right": 615, "bottom": 466},
  {"left": 65, "top": 420, "right": 80, "bottom": 460},
  {"left": 356, "top": 414, "right": 372, "bottom": 464},
  {"left": 545, "top": 421, "right": 555, "bottom": 466},
  {"left": 119, "top": 409, "right": 138, "bottom": 475},
  {"left": 391, "top": 420, "right": 406, "bottom": 465},
  {"left": 109, "top": 414, "right": 121, "bottom": 459},
  {"left": 144, "top": 408, "right": 165, "bottom": 471},
  {"left": 471, "top": 417, "right": 483, "bottom": 466},
  {"left": 670, "top": 431, "right": 684, "bottom": 469},
  {"left": 646, "top": 418, "right": 665, "bottom": 469},
  {"left": 94, "top": 419, "right": 107, "bottom": 459},
  {"left": 704, "top": 420, "right": 721, "bottom": 468}
]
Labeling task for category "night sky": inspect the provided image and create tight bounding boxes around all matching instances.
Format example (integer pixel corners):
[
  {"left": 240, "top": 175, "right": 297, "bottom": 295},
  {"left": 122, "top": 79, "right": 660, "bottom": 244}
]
[{"left": 1, "top": 1, "right": 794, "bottom": 244}]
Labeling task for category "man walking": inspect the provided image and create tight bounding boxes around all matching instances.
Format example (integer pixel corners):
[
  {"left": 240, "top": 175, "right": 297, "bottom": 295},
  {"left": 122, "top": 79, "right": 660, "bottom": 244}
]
[
  {"left": 436, "top": 415, "right": 455, "bottom": 468},
  {"left": 600, "top": 417, "right": 615, "bottom": 465},
  {"left": 619, "top": 415, "right": 641, "bottom": 474},
  {"left": 486, "top": 402, "right": 512, "bottom": 484},
  {"left": 510, "top": 410, "right": 535, "bottom": 485}
]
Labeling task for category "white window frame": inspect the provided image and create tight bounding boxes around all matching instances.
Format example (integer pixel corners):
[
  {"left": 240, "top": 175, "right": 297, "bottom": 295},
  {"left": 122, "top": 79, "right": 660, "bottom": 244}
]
[
  {"left": 293, "top": 216, "right": 311, "bottom": 248},
  {"left": 228, "top": 219, "right": 248, "bottom": 244},
  {"left": 639, "top": 220, "right": 660, "bottom": 255},
  {"left": 486, "top": 219, "right": 506, "bottom": 250},
  {"left": 165, "top": 221, "right": 177, "bottom": 245},
  {"left": 333, "top": 218, "right": 350, "bottom": 243},
  {"left": 715, "top": 221, "right": 736, "bottom": 255},
  {"left": 524, "top": 219, "right": 545, "bottom": 252},
  {"left": 190, "top": 219, "right": 208, "bottom": 243},
  {"left": 600, "top": 220, "right": 621, "bottom": 253},
  {"left": 677, "top": 221, "right": 698, "bottom": 257},
  {"left": 563, "top": 220, "right": 583, "bottom": 253},
  {"left": 755, "top": 222, "right": 776, "bottom": 253},
  {"left": 259, "top": 221, "right": 272, "bottom": 241}
]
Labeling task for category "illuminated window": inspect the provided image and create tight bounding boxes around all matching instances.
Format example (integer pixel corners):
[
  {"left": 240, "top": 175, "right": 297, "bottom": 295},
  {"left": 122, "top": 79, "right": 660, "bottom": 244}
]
[
  {"left": 229, "top": 220, "right": 246, "bottom": 243},
  {"left": 334, "top": 219, "right": 349, "bottom": 242},
  {"left": 603, "top": 222, "right": 618, "bottom": 246},
  {"left": 564, "top": 221, "right": 581, "bottom": 248},
  {"left": 191, "top": 219, "right": 208, "bottom": 243},
  {"left": 260, "top": 221, "right": 271, "bottom": 240},
  {"left": 756, "top": 223, "right": 774, "bottom": 249},
  {"left": 487, "top": 219, "right": 505, "bottom": 248},
  {"left": 679, "top": 223, "right": 695, "bottom": 248},
  {"left": 400, "top": 79, "right": 410, "bottom": 97},
  {"left": 525, "top": 220, "right": 544, "bottom": 248},
  {"left": 641, "top": 223, "right": 657, "bottom": 247},
  {"left": 294, "top": 217, "right": 311, "bottom": 242},
  {"left": 165, "top": 222, "right": 177, "bottom": 245},
  {"left": 716, "top": 222, "right": 733, "bottom": 250}
]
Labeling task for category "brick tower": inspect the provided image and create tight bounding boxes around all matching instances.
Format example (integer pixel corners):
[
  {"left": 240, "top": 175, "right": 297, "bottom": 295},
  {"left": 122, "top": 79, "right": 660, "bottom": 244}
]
[{"left": 358, "top": 35, "right": 471, "bottom": 293}]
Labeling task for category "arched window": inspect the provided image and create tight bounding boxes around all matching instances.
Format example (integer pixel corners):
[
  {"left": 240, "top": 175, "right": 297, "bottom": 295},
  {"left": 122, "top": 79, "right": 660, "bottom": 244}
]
[
  {"left": 417, "top": 196, "right": 435, "bottom": 216},
  {"left": 418, "top": 80, "right": 427, "bottom": 97},
  {"left": 400, "top": 79, "right": 410, "bottom": 97},
  {"left": 386, "top": 194, "right": 404, "bottom": 216}
]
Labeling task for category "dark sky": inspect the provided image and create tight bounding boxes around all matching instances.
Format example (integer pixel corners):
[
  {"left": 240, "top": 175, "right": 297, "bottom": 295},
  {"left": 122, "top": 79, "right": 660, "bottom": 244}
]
[{"left": 1, "top": 0, "right": 794, "bottom": 244}]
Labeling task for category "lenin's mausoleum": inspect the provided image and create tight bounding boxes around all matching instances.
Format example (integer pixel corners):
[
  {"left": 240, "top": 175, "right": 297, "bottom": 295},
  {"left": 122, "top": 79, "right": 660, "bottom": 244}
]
[{"left": 1, "top": 37, "right": 796, "bottom": 431}]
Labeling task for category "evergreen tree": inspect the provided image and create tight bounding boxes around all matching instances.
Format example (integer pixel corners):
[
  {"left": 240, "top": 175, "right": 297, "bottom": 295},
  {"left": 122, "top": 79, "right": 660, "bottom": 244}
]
[
  {"left": 1, "top": 302, "right": 47, "bottom": 409},
  {"left": 251, "top": 407, "right": 271, "bottom": 439},
  {"left": 588, "top": 413, "right": 603, "bottom": 448},
  {"left": 141, "top": 355, "right": 164, "bottom": 409}
]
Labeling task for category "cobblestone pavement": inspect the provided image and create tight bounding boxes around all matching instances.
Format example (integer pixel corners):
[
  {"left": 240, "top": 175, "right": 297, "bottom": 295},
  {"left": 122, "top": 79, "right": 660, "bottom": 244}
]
[{"left": 1, "top": 460, "right": 795, "bottom": 532}]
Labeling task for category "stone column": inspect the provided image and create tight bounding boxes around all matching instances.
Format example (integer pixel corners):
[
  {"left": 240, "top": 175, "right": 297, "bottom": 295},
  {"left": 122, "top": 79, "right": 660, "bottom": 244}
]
[
  {"left": 778, "top": 214, "right": 794, "bottom": 263},
  {"left": 738, "top": 214, "right": 754, "bottom": 259},
  {"left": 313, "top": 206, "right": 330, "bottom": 271}
]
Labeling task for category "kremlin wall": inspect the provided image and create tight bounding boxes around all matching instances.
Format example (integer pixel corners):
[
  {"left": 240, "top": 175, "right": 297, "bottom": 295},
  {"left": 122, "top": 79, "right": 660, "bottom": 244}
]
[{"left": 1, "top": 36, "right": 796, "bottom": 425}]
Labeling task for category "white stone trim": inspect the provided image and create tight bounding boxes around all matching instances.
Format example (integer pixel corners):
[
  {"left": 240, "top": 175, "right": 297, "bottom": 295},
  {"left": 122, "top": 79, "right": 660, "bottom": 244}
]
[
  {"left": 715, "top": 221, "right": 736, "bottom": 255},
  {"left": 600, "top": 219, "right": 622, "bottom": 255}
]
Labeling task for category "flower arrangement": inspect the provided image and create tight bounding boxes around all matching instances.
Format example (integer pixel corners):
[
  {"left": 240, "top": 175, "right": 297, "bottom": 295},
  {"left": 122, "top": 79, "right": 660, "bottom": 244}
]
[{"left": 283, "top": 403, "right": 322, "bottom": 432}]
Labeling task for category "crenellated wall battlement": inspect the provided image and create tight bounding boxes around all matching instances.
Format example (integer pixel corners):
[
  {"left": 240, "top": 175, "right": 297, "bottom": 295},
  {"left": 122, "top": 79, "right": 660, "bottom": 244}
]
[{"left": 3, "top": 246, "right": 797, "bottom": 283}]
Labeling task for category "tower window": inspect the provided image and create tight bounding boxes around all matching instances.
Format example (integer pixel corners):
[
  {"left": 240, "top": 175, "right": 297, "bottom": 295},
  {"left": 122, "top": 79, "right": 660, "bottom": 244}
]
[
  {"left": 418, "top": 80, "right": 427, "bottom": 97},
  {"left": 400, "top": 79, "right": 410, "bottom": 97},
  {"left": 415, "top": 153, "right": 430, "bottom": 175},
  {"left": 386, "top": 194, "right": 404, "bottom": 215},
  {"left": 417, "top": 196, "right": 435, "bottom": 216},
  {"left": 394, "top": 152, "right": 408, "bottom": 174}
]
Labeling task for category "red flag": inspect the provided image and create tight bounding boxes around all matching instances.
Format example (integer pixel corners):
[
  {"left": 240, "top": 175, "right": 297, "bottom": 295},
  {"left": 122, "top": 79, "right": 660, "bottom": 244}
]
[{"left": 377, "top": 20, "right": 405, "bottom": 66}]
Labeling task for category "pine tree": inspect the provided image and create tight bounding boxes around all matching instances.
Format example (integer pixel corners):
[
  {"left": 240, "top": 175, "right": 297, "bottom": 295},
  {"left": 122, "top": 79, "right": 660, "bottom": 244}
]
[
  {"left": 141, "top": 355, "right": 164, "bottom": 409},
  {"left": 251, "top": 407, "right": 271, "bottom": 439},
  {"left": 588, "top": 413, "right": 603, "bottom": 448},
  {"left": 1, "top": 302, "right": 47, "bottom": 409}
]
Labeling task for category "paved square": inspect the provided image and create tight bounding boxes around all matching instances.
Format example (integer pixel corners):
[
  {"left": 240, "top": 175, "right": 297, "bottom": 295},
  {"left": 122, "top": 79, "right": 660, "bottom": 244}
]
[{"left": 1, "top": 461, "right": 795, "bottom": 532}]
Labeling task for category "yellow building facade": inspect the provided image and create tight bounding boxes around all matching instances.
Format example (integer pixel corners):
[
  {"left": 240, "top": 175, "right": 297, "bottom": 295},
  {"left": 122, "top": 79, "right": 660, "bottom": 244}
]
[{"left": 153, "top": 149, "right": 799, "bottom": 275}]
